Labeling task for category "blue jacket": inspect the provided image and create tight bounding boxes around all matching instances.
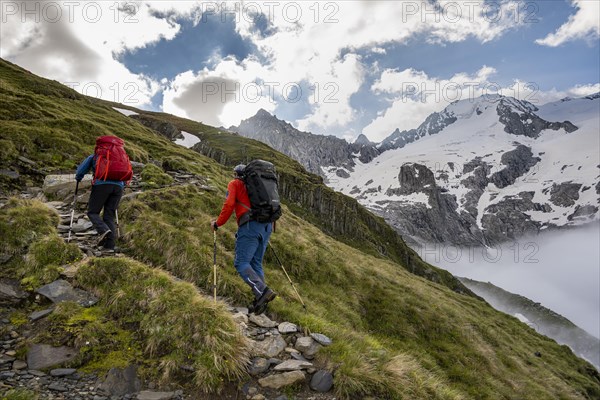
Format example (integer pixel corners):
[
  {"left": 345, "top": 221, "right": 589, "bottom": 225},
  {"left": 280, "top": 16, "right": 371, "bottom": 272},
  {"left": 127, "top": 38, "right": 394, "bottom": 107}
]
[{"left": 76, "top": 155, "right": 125, "bottom": 187}]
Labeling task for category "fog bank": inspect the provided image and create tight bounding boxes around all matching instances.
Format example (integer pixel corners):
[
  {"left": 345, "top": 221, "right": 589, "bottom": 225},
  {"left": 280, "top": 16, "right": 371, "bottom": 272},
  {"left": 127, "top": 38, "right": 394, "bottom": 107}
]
[{"left": 413, "top": 223, "right": 600, "bottom": 338}]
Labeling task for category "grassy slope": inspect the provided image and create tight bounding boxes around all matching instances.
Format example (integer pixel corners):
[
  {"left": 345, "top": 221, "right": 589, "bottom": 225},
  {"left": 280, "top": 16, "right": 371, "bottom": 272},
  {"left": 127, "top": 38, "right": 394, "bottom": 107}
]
[
  {"left": 1, "top": 58, "right": 599, "bottom": 399},
  {"left": 95, "top": 103, "right": 468, "bottom": 294}
]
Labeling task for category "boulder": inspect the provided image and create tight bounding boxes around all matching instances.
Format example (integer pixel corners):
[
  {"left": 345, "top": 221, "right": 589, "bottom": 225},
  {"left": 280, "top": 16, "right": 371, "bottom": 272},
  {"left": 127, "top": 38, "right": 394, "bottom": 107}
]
[
  {"left": 0, "top": 169, "right": 19, "bottom": 180},
  {"left": 0, "top": 279, "right": 28, "bottom": 304},
  {"left": 43, "top": 175, "right": 92, "bottom": 201},
  {"left": 35, "top": 280, "right": 98, "bottom": 307},
  {"left": 98, "top": 365, "right": 141, "bottom": 396},
  {"left": 27, "top": 344, "right": 77, "bottom": 370}
]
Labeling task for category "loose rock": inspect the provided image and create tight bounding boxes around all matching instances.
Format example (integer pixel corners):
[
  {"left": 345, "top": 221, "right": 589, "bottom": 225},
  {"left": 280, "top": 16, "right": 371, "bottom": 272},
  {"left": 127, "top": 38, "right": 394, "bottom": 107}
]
[
  {"left": 273, "top": 359, "right": 313, "bottom": 371},
  {"left": 50, "top": 368, "right": 77, "bottom": 377},
  {"left": 310, "top": 333, "right": 332, "bottom": 346},
  {"left": 249, "top": 314, "right": 278, "bottom": 328},
  {"left": 248, "top": 357, "right": 270, "bottom": 376},
  {"left": 0, "top": 279, "right": 28, "bottom": 304},
  {"left": 12, "top": 360, "right": 27, "bottom": 370},
  {"left": 98, "top": 365, "right": 141, "bottom": 396},
  {"left": 294, "top": 336, "right": 321, "bottom": 359},
  {"left": 35, "top": 280, "right": 98, "bottom": 307},
  {"left": 251, "top": 336, "right": 286, "bottom": 358},
  {"left": 27, "top": 344, "right": 78, "bottom": 370},
  {"left": 278, "top": 322, "right": 297, "bottom": 334},
  {"left": 258, "top": 371, "right": 306, "bottom": 389},
  {"left": 29, "top": 308, "right": 54, "bottom": 321},
  {"left": 136, "top": 391, "right": 177, "bottom": 400},
  {"left": 310, "top": 370, "right": 334, "bottom": 392}
]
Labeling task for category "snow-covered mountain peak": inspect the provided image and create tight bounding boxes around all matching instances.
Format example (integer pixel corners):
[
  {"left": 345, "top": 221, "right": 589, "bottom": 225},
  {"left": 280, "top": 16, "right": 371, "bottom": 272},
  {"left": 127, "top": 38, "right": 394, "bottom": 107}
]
[
  {"left": 327, "top": 94, "right": 599, "bottom": 245},
  {"left": 445, "top": 94, "right": 502, "bottom": 119}
]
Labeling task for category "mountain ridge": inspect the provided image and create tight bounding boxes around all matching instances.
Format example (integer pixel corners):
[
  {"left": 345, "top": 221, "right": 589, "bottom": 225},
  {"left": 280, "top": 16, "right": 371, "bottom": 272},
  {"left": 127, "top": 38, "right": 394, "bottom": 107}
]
[{"left": 327, "top": 93, "right": 600, "bottom": 245}]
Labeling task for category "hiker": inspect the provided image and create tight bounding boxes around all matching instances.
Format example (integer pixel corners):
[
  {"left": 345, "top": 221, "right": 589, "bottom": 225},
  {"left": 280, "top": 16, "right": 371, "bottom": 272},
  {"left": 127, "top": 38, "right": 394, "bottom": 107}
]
[
  {"left": 211, "top": 162, "right": 281, "bottom": 314},
  {"left": 75, "top": 135, "right": 132, "bottom": 251}
]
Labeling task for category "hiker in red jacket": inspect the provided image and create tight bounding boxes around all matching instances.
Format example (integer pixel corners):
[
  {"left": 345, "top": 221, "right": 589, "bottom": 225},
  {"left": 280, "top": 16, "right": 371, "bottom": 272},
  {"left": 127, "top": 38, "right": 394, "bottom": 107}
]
[
  {"left": 76, "top": 136, "right": 132, "bottom": 252},
  {"left": 211, "top": 164, "right": 276, "bottom": 314}
]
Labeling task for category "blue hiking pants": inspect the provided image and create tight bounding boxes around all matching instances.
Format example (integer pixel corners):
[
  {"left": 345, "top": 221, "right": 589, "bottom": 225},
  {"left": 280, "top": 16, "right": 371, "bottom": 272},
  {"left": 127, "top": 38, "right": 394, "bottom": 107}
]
[{"left": 234, "top": 220, "right": 273, "bottom": 299}]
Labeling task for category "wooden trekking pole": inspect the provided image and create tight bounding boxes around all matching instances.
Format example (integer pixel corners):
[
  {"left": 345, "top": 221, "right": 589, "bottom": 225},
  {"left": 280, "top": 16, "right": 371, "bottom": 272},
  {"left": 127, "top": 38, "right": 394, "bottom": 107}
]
[
  {"left": 67, "top": 181, "right": 79, "bottom": 243},
  {"left": 213, "top": 231, "right": 217, "bottom": 303},
  {"left": 115, "top": 209, "right": 120, "bottom": 239},
  {"left": 270, "top": 245, "right": 307, "bottom": 310}
]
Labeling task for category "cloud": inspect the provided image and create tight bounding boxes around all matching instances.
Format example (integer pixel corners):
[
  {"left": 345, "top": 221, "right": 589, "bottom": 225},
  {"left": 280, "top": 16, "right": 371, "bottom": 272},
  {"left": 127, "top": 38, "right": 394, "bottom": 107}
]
[
  {"left": 499, "top": 80, "right": 600, "bottom": 105},
  {"left": 227, "top": 0, "right": 523, "bottom": 131},
  {"left": 536, "top": 0, "right": 600, "bottom": 47},
  {"left": 363, "top": 66, "right": 498, "bottom": 141},
  {"left": 162, "top": 57, "right": 276, "bottom": 127},
  {"left": 0, "top": 1, "right": 182, "bottom": 106},
  {"left": 434, "top": 224, "right": 600, "bottom": 338},
  {"left": 362, "top": 65, "right": 599, "bottom": 142},
  {"left": 295, "top": 53, "right": 365, "bottom": 132}
]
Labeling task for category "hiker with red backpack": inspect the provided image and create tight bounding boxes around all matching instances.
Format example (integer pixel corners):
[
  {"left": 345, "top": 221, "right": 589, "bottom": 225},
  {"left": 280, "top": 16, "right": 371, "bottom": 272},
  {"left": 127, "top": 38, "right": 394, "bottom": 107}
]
[
  {"left": 211, "top": 161, "right": 282, "bottom": 314},
  {"left": 75, "top": 136, "right": 133, "bottom": 252}
]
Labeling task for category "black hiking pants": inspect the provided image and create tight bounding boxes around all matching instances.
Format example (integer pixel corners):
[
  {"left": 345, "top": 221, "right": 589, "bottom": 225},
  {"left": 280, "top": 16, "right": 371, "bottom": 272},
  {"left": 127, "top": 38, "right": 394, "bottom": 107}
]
[{"left": 88, "top": 184, "right": 123, "bottom": 249}]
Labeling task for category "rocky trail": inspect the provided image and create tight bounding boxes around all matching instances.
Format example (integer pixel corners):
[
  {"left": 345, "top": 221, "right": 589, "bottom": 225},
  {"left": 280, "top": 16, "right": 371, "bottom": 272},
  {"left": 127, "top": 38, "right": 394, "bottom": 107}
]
[{"left": 1, "top": 169, "right": 337, "bottom": 400}]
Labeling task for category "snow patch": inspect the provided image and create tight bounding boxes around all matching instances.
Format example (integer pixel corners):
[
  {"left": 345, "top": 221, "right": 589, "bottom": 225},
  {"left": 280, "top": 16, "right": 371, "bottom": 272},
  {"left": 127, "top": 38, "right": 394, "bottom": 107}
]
[
  {"left": 112, "top": 107, "right": 138, "bottom": 116},
  {"left": 174, "top": 131, "right": 201, "bottom": 148}
]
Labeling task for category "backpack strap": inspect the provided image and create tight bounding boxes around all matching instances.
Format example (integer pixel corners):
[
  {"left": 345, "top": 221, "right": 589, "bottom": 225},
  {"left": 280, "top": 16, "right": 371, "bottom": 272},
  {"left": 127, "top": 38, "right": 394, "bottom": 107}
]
[
  {"left": 236, "top": 200, "right": 252, "bottom": 227},
  {"left": 237, "top": 200, "right": 251, "bottom": 211}
]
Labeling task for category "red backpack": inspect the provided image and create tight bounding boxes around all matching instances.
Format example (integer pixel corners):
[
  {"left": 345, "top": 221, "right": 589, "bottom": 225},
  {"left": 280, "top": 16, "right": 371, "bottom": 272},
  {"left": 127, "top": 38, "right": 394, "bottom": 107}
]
[{"left": 93, "top": 136, "right": 133, "bottom": 183}]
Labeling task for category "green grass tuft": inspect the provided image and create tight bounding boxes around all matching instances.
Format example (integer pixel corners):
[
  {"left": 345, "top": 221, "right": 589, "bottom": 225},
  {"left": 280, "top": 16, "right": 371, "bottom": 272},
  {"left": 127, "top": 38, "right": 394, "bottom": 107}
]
[
  {"left": 141, "top": 164, "right": 174, "bottom": 189},
  {"left": 0, "top": 198, "right": 59, "bottom": 259},
  {"left": 20, "top": 235, "right": 82, "bottom": 289},
  {"left": 1, "top": 388, "right": 38, "bottom": 400},
  {"left": 75, "top": 257, "right": 249, "bottom": 392}
]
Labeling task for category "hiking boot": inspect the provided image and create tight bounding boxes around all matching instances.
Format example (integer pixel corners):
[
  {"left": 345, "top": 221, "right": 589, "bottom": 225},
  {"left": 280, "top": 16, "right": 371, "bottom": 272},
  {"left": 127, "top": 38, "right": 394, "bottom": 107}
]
[
  {"left": 248, "top": 300, "right": 257, "bottom": 314},
  {"left": 252, "top": 287, "right": 276, "bottom": 315},
  {"left": 101, "top": 246, "right": 120, "bottom": 254},
  {"left": 96, "top": 230, "right": 111, "bottom": 247}
]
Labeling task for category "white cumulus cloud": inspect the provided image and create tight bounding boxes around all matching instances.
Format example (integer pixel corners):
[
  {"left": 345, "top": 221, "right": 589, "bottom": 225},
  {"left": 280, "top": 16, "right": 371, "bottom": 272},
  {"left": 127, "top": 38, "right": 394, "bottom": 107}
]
[
  {"left": 536, "top": 0, "right": 600, "bottom": 47},
  {"left": 163, "top": 57, "right": 276, "bottom": 127},
  {"left": 362, "top": 66, "right": 599, "bottom": 142}
]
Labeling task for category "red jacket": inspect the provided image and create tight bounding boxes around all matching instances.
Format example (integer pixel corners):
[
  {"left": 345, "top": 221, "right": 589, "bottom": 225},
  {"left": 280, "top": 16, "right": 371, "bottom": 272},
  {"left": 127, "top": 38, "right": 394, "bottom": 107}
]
[{"left": 216, "top": 179, "right": 251, "bottom": 227}]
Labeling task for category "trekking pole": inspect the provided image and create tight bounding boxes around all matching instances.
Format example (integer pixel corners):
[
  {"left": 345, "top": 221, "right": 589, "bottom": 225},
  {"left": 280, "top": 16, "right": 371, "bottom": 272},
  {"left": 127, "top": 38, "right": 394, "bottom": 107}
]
[
  {"left": 213, "top": 231, "right": 217, "bottom": 303},
  {"left": 269, "top": 245, "right": 307, "bottom": 310},
  {"left": 67, "top": 181, "right": 79, "bottom": 243},
  {"left": 115, "top": 210, "right": 120, "bottom": 239}
]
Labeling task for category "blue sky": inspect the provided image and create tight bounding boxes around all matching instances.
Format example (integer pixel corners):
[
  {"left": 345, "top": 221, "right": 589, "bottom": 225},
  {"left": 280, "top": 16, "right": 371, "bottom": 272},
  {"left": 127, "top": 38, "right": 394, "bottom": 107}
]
[{"left": 2, "top": 0, "right": 599, "bottom": 141}]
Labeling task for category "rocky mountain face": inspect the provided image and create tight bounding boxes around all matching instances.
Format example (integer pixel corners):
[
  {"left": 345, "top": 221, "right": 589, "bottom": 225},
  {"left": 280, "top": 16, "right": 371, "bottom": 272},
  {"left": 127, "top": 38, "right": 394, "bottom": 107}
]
[
  {"left": 459, "top": 277, "right": 600, "bottom": 370},
  {"left": 326, "top": 94, "right": 600, "bottom": 245},
  {"left": 230, "top": 96, "right": 598, "bottom": 246},
  {"left": 233, "top": 110, "right": 379, "bottom": 176},
  {"left": 377, "top": 108, "right": 458, "bottom": 152}
]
